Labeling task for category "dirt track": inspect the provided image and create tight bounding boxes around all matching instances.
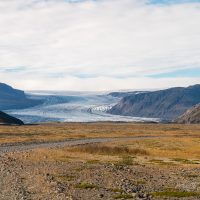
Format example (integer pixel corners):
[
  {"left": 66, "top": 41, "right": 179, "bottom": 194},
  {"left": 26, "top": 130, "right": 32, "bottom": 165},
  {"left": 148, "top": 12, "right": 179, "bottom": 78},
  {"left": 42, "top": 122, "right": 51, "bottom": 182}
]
[{"left": 0, "top": 136, "right": 162, "bottom": 153}]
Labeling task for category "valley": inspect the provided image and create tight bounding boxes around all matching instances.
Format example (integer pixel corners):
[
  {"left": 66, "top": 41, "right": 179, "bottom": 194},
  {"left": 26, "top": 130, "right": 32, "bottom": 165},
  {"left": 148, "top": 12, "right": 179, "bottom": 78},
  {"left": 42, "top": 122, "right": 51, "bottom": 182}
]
[
  {"left": 1, "top": 0, "right": 200, "bottom": 199},
  {"left": 6, "top": 91, "right": 159, "bottom": 123}
]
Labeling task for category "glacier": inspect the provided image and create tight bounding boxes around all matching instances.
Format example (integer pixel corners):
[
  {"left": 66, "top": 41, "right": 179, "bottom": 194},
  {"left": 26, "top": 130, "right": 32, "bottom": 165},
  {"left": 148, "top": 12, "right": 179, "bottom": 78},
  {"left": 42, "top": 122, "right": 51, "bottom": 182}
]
[{"left": 6, "top": 91, "right": 160, "bottom": 123}]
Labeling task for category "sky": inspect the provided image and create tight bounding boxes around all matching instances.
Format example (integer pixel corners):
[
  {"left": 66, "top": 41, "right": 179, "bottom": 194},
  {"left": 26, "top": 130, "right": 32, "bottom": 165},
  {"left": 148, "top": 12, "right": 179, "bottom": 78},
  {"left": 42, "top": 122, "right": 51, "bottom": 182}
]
[{"left": 0, "top": 0, "right": 200, "bottom": 91}]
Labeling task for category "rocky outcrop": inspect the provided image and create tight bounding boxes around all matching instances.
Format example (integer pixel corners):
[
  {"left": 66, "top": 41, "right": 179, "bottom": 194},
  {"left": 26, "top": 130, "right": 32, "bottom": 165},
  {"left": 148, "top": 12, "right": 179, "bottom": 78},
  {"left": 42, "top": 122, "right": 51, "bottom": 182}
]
[
  {"left": 108, "top": 85, "right": 200, "bottom": 120},
  {"left": 175, "top": 103, "right": 200, "bottom": 124},
  {"left": 0, "top": 111, "right": 24, "bottom": 125},
  {"left": 0, "top": 83, "right": 42, "bottom": 110}
]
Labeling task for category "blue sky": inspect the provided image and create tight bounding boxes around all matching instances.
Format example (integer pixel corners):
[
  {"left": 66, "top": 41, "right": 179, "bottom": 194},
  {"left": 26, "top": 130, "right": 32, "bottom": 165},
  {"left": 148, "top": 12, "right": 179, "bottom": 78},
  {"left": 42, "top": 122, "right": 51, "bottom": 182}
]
[
  {"left": 150, "top": 68, "right": 200, "bottom": 78},
  {"left": 149, "top": 0, "right": 200, "bottom": 4},
  {"left": 0, "top": 0, "right": 199, "bottom": 90}
]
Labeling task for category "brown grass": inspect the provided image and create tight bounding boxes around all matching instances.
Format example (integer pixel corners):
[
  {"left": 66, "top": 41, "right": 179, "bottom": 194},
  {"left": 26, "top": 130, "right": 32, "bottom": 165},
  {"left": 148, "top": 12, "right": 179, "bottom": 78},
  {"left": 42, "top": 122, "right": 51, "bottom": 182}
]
[
  {"left": 5, "top": 122, "right": 200, "bottom": 168},
  {"left": 70, "top": 144, "right": 149, "bottom": 156},
  {"left": 0, "top": 122, "right": 200, "bottom": 144},
  {"left": 116, "top": 137, "right": 200, "bottom": 160}
]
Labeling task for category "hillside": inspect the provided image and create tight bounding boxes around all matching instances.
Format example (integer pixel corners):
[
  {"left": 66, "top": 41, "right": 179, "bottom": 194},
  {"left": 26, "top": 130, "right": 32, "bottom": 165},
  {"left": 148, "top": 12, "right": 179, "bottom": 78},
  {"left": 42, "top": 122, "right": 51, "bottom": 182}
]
[
  {"left": 108, "top": 85, "right": 200, "bottom": 120},
  {"left": 0, "top": 83, "right": 42, "bottom": 110},
  {"left": 175, "top": 103, "right": 200, "bottom": 124},
  {"left": 108, "top": 91, "right": 149, "bottom": 98},
  {"left": 0, "top": 111, "right": 24, "bottom": 125}
]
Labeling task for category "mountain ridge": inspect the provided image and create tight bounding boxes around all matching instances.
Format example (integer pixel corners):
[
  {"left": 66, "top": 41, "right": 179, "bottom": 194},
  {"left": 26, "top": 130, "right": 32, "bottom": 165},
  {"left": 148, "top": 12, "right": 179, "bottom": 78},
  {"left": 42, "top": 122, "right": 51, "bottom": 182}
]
[
  {"left": 108, "top": 84, "right": 200, "bottom": 120},
  {"left": 0, "top": 83, "right": 42, "bottom": 110}
]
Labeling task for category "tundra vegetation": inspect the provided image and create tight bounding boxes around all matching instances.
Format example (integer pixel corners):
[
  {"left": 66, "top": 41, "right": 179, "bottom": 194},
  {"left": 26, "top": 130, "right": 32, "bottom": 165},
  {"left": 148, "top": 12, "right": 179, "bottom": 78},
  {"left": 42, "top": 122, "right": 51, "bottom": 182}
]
[{"left": 0, "top": 122, "right": 200, "bottom": 199}]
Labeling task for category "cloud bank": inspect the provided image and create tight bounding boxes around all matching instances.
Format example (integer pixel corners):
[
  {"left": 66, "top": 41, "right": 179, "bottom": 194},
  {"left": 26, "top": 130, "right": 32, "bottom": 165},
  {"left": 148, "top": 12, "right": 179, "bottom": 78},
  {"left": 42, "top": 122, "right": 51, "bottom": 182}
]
[{"left": 0, "top": 0, "right": 200, "bottom": 90}]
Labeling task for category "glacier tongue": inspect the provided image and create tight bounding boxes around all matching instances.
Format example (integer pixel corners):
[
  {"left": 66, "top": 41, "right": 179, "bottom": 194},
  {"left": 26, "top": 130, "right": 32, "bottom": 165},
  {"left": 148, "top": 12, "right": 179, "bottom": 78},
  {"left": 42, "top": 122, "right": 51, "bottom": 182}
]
[{"left": 7, "top": 91, "right": 160, "bottom": 123}]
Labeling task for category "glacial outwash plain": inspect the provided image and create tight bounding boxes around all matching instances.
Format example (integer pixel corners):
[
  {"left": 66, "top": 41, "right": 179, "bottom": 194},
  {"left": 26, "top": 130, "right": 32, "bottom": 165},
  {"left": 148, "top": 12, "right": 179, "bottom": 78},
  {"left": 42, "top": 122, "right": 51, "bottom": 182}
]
[{"left": 1, "top": 122, "right": 200, "bottom": 200}]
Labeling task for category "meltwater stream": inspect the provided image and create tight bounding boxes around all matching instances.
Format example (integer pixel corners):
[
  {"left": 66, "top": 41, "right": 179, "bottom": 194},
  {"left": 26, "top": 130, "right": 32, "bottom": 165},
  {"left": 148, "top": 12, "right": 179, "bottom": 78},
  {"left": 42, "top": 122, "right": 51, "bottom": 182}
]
[{"left": 7, "top": 91, "right": 159, "bottom": 123}]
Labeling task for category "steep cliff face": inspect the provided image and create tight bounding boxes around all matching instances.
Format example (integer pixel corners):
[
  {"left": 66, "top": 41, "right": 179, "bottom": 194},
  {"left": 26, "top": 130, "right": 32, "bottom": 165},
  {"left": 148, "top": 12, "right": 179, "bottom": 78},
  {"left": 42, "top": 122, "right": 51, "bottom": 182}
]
[
  {"left": 0, "top": 111, "right": 24, "bottom": 125},
  {"left": 0, "top": 83, "right": 42, "bottom": 110},
  {"left": 108, "top": 85, "right": 200, "bottom": 120},
  {"left": 175, "top": 103, "right": 200, "bottom": 124}
]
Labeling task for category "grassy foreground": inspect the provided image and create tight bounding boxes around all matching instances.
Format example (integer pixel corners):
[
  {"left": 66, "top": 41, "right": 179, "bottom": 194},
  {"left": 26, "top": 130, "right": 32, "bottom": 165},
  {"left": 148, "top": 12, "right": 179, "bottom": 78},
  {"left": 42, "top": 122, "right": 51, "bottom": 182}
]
[
  {"left": 0, "top": 122, "right": 200, "bottom": 144},
  {"left": 1, "top": 122, "right": 200, "bottom": 199}
]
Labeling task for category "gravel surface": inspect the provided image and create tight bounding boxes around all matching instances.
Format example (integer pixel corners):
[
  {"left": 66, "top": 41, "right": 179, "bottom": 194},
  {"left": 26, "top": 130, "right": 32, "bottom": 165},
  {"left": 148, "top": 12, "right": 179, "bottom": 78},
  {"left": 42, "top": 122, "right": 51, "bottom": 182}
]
[
  {"left": 0, "top": 136, "right": 162, "bottom": 154},
  {"left": 1, "top": 135, "right": 200, "bottom": 200}
]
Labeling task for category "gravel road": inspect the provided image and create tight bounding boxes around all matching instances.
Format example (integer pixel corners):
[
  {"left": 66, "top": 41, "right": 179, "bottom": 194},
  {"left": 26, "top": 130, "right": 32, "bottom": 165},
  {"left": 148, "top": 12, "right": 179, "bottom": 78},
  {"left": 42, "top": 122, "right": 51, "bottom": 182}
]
[{"left": 0, "top": 136, "right": 161, "bottom": 154}]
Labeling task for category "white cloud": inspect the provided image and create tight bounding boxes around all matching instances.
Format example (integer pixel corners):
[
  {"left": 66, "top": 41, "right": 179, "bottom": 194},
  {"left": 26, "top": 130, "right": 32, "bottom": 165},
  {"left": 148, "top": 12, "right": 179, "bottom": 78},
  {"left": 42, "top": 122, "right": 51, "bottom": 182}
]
[
  {"left": 1, "top": 72, "right": 200, "bottom": 91},
  {"left": 0, "top": 0, "right": 200, "bottom": 90}
]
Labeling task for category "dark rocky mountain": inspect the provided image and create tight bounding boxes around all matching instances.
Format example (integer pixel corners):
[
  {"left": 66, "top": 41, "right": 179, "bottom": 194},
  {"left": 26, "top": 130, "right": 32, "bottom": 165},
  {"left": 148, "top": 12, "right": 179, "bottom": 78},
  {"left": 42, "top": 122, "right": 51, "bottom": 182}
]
[
  {"left": 0, "top": 111, "right": 24, "bottom": 125},
  {"left": 0, "top": 83, "right": 42, "bottom": 110},
  {"left": 108, "top": 85, "right": 200, "bottom": 120},
  {"left": 175, "top": 103, "right": 200, "bottom": 124}
]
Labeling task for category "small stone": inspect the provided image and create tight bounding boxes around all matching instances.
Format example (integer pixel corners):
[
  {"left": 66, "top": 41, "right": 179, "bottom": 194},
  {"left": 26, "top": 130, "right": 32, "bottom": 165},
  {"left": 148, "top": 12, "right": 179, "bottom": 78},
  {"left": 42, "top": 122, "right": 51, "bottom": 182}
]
[{"left": 98, "top": 194, "right": 104, "bottom": 198}]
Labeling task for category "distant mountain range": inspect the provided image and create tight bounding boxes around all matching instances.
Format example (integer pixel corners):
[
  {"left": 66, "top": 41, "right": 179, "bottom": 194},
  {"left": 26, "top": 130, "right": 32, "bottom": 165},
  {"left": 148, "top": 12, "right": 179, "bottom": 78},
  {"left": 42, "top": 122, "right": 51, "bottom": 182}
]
[
  {"left": 109, "top": 91, "right": 149, "bottom": 98},
  {"left": 175, "top": 103, "right": 200, "bottom": 124},
  {"left": 0, "top": 83, "right": 42, "bottom": 110},
  {"left": 0, "top": 111, "right": 24, "bottom": 125},
  {"left": 1, "top": 82, "right": 200, "bottom": 123},
  {"left": 108, "top": 85, "right": 200, "bottom": 120}
]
